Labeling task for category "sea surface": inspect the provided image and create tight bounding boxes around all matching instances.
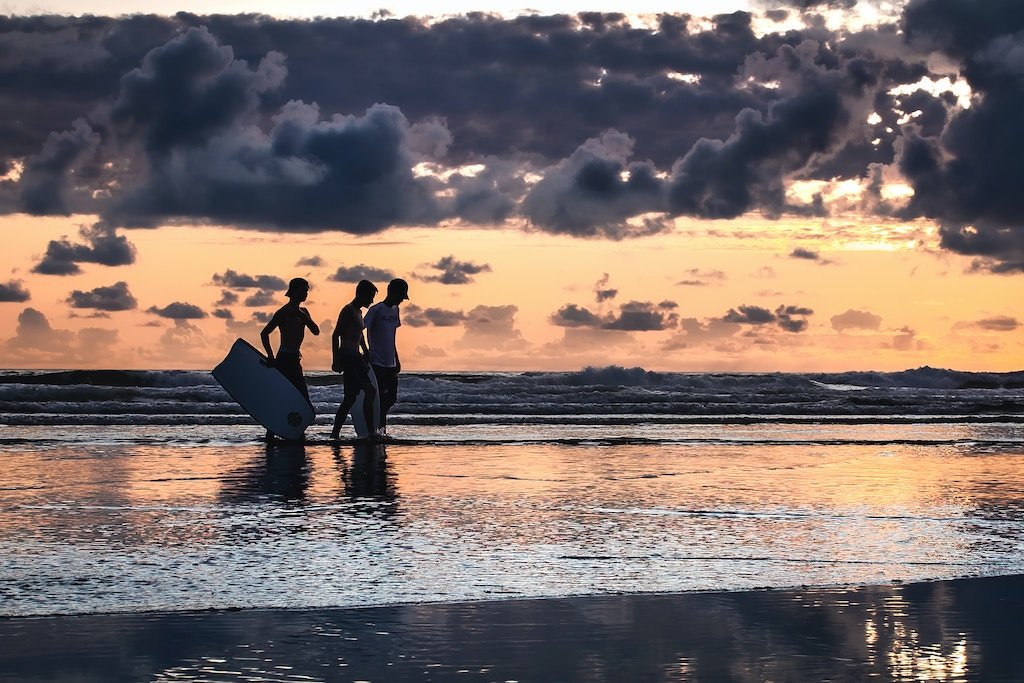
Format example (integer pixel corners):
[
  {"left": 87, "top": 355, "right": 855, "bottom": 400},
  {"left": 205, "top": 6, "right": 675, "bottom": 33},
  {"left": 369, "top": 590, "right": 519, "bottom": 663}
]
[{"left": 1, "top": 366, "right": 1024, "bottom": 618}]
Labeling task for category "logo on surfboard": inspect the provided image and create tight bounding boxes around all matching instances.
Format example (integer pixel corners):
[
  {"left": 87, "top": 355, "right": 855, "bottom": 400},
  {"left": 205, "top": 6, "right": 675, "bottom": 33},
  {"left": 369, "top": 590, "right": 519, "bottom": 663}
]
[{"left": 287, "top": 411, "right": 303, "bottom": 427}]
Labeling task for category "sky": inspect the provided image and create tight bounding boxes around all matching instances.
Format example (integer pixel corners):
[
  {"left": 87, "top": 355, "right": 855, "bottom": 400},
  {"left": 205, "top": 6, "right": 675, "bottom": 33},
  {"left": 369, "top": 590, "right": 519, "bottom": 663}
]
[{"left": 0, "top": 0, "right": 1022, "bottom": 371}]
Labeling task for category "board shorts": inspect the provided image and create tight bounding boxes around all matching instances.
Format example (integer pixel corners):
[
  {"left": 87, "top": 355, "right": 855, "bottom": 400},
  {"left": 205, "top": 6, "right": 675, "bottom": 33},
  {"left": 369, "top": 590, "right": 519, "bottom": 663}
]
[
  {"left": 337, "top": 350, "right": 372, "bottom": 396},
  {"left": 275, "top": 351, "right": 310, "bottom": 402}
]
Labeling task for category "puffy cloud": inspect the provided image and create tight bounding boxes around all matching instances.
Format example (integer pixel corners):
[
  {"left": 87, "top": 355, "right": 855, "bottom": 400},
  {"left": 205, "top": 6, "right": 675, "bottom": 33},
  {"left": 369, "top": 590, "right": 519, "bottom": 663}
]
[
  {"left": 32, "top": 222, "right": 137, "bottom": 276},
  {"left": 454, "top": 304, "right": 528, "bottom": 350},
  {"left": 0, "top": 280, "right": 30, "bottom": 302},
  {"left": 211, "top": 270, "right": 287, "bottom": 290},
  {"left": 521, "top": 130, "right": 665, "bottom": 237},
  {"left": 663, "top": 317, "right": 742, "bottom": 349},
  {"left": 212, "top": 307, "right": 234, "bottom": 319},
  {"left": 66, "top": 281, "right": 138, "bottom": 311},
  {"left": 719, "top": 303, "right": 813, "bottom": 332},
  {"left": 146, "top": 302, "right": 208, "bottom": 319},
  {"left": 242, "top": 289, "right": 276, "bottom": 307},
  {"left": 403, "top": 304, "right": 466, "bottom": 327},
  {"left": 831, "top": 308, "right": 883, "bottom": 331},
  {"left": 550, "top": 300, "right": 679, "bottom": 331},
  {"left": 295, "top": 255, "right": 324, "bottom": 267},
  {"left": 897, "top": 0, "right": 1024, "bottom": 272},
  {"left": 4, "top": 307, "right": 73, "bottom": 352},
  {"left": 18, "top": 118, "right": 101, "bottom": 215},
  {"left": 215, "top": 290, "right": 240, "bottom": 306},
  {"left": 417, "top": 255, "right": 491, "bottom": 285},
  {"left": 328, "top": 264, "right": 395, "bottom": 283},
  {"left": 790, "top": 247, "right": 820, "bottom": 260}
]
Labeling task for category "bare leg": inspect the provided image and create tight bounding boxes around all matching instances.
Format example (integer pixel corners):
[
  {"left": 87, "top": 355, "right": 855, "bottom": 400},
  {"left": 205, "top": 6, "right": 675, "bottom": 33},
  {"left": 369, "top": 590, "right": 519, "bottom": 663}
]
[{"left": 331, "top": 391, "right": 358, "bottom": 439}]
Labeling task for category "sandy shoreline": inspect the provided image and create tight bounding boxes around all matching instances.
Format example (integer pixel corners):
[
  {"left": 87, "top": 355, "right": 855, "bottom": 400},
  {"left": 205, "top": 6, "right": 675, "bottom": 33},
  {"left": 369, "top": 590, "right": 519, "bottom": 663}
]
[{"left": 2, "top": 574, "right": 1022, "bottom": 682}]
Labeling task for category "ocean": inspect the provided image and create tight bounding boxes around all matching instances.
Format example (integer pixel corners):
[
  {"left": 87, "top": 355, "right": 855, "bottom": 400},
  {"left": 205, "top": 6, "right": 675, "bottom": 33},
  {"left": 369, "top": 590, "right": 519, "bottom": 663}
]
[{"left": 2, "top": 366, "right": 1024, "bottom": 619}]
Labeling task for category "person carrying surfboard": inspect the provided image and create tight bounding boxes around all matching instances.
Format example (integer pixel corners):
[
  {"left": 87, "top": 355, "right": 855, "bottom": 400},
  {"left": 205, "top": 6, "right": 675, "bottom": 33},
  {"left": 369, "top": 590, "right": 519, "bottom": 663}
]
[
  {"left": 363, "top": 278, "right": 409, "bottom": 437},
  {"left": 330, "top": 279, "right": 378, "bottom": 441},
  {"left": 259, "top": 277, "right": 320, "bottom": 440}
]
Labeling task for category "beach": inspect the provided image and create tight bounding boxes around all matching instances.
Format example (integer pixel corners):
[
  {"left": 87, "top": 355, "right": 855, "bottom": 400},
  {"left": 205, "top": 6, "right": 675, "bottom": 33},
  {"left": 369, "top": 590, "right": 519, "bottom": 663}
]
[{"left": 1, "top": 368, "right": 1023, "bottom": 680}]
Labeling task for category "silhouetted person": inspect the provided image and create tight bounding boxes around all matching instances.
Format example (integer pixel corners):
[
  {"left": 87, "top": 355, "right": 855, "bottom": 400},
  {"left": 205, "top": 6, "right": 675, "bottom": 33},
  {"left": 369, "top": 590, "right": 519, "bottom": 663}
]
[
  {"left": 330, "top": 279, "right": 377, "bottom": 440},
  {"left": 260, "top": 277, "right": 319, "bottom": 440},
  {"left": 364, "top": 278, "right": 409, "bottom": 436}
]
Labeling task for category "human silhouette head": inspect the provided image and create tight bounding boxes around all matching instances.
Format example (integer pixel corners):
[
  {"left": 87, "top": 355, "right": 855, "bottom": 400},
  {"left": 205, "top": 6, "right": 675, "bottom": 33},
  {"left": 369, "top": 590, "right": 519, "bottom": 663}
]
[
  {"left": 355, "top": 279, "right": 378, "bottom": 307},
  {"left": 286, "top": 277, "right": 309, "bottom": 302},
  {"left": 386, "top": 278, "right": 409, "bottom": 303}
]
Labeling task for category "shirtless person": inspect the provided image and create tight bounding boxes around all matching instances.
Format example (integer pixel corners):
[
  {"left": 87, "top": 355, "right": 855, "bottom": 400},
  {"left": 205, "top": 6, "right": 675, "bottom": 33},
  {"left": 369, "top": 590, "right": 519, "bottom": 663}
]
[
  {"left": 330, "top": 279, "right": 377, "bottom": 440},
  {"left": 260, "top": 277, "right": 320, "bottom": 439}
]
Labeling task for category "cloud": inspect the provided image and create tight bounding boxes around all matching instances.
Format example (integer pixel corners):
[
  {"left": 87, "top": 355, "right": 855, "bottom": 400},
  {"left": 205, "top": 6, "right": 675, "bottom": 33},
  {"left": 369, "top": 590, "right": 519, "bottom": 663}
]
[
  {"left": 593, "top": 273, "right": 618, "bottom": 302},
  {"left": 790, "top": 247, "right": 820, "bottom": 260},
  {"left": 521, "top": 130, "right": 666, "bottom": 237},
  {"left": 295, "top": 255, "right": 324, "bottom": 267},
  {"left": 676, "top": 268, "right": 727, "bottom": 286},
  {"left": 898, "top": 0, "right": 1024, "bottom": 272},
  {"left": 32, "top": 222, "right": 137, "bottom": 276},
  {"left": 4, "top": 307, "right": 73, "bottom": 352},
  {"left": 953, "top": 315, "right": 1020, "bottom": 332},
  {"left": 454, "top": 304, "right": 528, "bottom": 350},
  {"left": 66, "top": 281, "right": 138, "bottom": 311},
  {"left": 889, "top": 325, "right": 923, "bottom": 351},
  {"left": 663, "top": 317, "right": 742, "bottom": 349},
  {"left": 146, "top": 302, "right": 208, "bottom": 319},
  {"left": 211, "top": 270, "right": 287, "bottom": 290},
  {"left": 417, "top": 255, "right": 491, "bottom": 285},
  {"left": 328, "top": 264, "right": 395, "bottom": 283},
  {"left": 719, "top": 303, "right": 814, "bottom": 332},
  {"left": 551, "top": 300, "right": 679, "bottom": 331},
  {"left": 18, "top": 118, "right": 101, "bottom": 215},
  {"left": 242, "top": 289, "right": 276, "bottom": 307},
  {"left": 215, "top": 290, "right": 240, "bottom": 306},
  {"left": 403, "top": 304, "right": 466, "bottom": 327},
  {"left": 212, "top": 307, "right": 234, "bottom": 319},
  {"left": 831, "top": 308, "right": 883, "bottom": 331},
  {"left": 0, "top": 280, "right": 30, "bottom": 302}
]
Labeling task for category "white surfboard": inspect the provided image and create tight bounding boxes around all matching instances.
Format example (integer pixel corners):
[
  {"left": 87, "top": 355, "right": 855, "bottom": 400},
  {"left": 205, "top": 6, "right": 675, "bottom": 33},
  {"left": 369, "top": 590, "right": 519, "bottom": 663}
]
[
  {"left": 350, "top": 364, "right": 381, "bottom": 438},
  {"left": 212, "top": 339, "right": 315, "bottom": 441}
]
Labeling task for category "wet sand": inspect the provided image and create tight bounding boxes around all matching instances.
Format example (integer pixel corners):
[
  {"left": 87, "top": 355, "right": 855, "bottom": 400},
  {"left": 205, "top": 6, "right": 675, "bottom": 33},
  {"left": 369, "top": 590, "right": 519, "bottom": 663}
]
[{"left": 2, "top": 574, "right": 1022, "bottom": 682}]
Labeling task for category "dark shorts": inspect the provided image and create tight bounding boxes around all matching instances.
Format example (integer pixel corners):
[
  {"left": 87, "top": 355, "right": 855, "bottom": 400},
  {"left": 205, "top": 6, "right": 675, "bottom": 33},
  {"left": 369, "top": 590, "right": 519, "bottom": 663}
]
[
  {"left": 372, "top": 365, "right": 398, "bottom": 400},
  {"left": 338, "top": 351, "right": 372, "bottom": 396},
  {"left": 275, "top": 351, "right": 309, "bottom": 402}
]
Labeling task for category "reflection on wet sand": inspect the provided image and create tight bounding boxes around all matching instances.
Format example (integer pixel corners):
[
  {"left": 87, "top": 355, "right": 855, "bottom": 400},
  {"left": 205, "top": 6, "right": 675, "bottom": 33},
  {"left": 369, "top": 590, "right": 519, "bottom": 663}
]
[{"left": 1, "top": 574, "right": 1020, "bottom": 682}]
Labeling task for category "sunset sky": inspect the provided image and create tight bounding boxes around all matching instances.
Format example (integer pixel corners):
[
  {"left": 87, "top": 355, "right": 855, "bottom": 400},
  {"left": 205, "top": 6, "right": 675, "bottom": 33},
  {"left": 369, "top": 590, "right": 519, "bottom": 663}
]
[{"left": 1, "top": 0, "right": 1022, "bottom": 371}]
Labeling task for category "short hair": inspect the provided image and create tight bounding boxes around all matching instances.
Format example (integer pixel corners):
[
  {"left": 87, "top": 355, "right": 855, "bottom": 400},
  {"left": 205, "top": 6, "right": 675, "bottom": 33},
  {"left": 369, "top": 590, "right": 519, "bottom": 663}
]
[
  {"left": 356, "top": 279, "right": 378, "bottom": 296},
  {"left": 285, "top": 277, "right": 309, "bottom": 297}
]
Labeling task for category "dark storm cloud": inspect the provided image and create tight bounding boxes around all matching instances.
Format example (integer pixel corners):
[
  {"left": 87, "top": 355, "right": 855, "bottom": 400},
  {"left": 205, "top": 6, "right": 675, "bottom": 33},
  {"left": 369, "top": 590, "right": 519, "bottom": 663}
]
[
  {"left": 243, "top": 289, "right": 276, "bottom": 307},
  {"left": 521, "top": 131, "right": 665, "bottom": 237},
  {"left": 328, "top": 264, "right": 395, "bottom": 283},
  {"left": 417, "top": 256, "right": 491, "bottom": 285},
  {"left": 0, "top": 280, "right": 30, "bottom": 302},
  {"left": 211, "top": 270, "right": 287, "bottom": 290},
  {"left": 146, "top": 301, "right": 208, "bottom": 319},
  {"left": 897, "top": 0, "right": 1024, "bottom": 272},
  {"left": 31, "top": 222, "right": 137, "bottom": 276},
  {"left": 18, "top": 118, "right": 101, "bottom": 215},
  {"left": 831, "top": 308, "right": 883, "bottom": 331},
  {"left": 720, "top": 303, "right": 813, "bottom": 332},
  {"left": 66, "top": 281, "right": 137, "bottom": 311},
  {"left": 403, "top": 304, "right": 466, "bottom": 327}
]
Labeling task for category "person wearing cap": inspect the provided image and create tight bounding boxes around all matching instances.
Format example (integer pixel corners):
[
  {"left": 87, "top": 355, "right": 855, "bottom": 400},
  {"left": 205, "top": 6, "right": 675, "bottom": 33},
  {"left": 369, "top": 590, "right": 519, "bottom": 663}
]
[
  {"left": 260, "top": 277, "right": 320, "bottom": 439},
  {"left": 363, "top": 278, "right": 409, "bottom": 436}
]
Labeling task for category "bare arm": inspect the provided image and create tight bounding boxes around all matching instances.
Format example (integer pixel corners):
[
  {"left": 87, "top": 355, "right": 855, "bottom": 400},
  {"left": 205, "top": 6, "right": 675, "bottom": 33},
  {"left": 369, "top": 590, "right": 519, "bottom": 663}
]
[
  {"left": 260, "top": 313, "right": 280, "bottom": 362},
  {"left": 300, "top": 307, "right": 320, "bottom": 335}
]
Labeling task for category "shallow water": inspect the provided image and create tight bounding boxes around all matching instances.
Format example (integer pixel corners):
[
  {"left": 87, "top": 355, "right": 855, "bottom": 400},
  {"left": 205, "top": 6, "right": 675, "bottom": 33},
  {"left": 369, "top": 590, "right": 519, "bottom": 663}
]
[{"left": 2, "top": 437, "right": 1024, "bottom": 617}]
